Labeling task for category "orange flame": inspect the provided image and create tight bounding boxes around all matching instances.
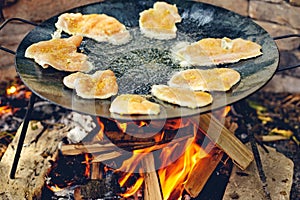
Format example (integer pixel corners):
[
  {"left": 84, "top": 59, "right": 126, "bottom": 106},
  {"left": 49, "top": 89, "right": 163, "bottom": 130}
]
[
  {"left": 117, "top": 144, "right": 163, "bottom": 197},
  {"left": 25, "top": 91, "right": 32, "bottom": 99},
  {"left": 5, "top": 83, "right": 32, "bottom": 99},
  {"left": 82, "top": 154, "right": 92, "bottom": 178},
  {"left": 118, "top": 122, "right": 127, "bottom": 133},
  {"left": 158, "top": 138, "right": 207, "bottom": 199},
  {"left": 95, "top": 118, "right": 105, "bottom": 141},
  {"left": 47, "top": 184, "right": 63, "bottom": 192},
  {"left": 121, "top": 176, "right": 144, "bottom": 198},
  {"left": 96, "top": 117, "right": 220, "bottom": 199},
  {"left": 222, "top": 106, "right": 231, "bottom": 118},
  {"left": 0, "top": 106, "right": 15, "bottom": 116},
  {"left": 153, "top": 131, "right": 165, "bottom": 143},
  {"left": 117, "top": 134, "right": 209, "bottom": 199},
  {"left": 138, "top": 121, "right": 148, "bottom": 127}
]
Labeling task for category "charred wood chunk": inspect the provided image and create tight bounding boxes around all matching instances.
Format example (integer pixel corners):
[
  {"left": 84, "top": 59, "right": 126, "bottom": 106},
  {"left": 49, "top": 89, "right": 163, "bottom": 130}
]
[{"left": 78, "top": 175, "right": 121, "bottom": 199}]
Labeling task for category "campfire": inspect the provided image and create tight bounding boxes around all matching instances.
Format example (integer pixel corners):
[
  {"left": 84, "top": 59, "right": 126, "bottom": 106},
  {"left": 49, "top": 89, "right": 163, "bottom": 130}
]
[
  {"left": 0, "top": 77, "right": 253, "bottom": 199},
  {"left": 40, "top": 103, "right": 253, "bottom": 199},
  {"left": 0, "top": 73, "right": 298, "bottom": 199}
]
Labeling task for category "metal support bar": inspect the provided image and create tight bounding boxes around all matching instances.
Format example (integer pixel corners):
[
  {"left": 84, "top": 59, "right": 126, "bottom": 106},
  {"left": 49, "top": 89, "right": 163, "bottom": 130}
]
[
  {"left": 0, "top": 0, "right": 19, "bottom": 22},
  {"left": 0, "top": 0, "right": 4, "bottom": 22},
  {"left": 273, "top": 34, "right": 300, "bottom": 72},
  {"left": 0, "top": 17, "right": 37, "bottom": 54},
  {"left": 10, "top": 92, "right": 36, "bottom": 179},
  {"left": 273, "top": 34, "right": 300, "bottom": 40},
  {"left": 0, "top": 17, "right": 38, "bottom": 30}
]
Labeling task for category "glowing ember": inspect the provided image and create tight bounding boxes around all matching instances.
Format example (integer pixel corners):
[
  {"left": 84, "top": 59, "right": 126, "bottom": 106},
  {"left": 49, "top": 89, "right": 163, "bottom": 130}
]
[
  {"left": 25, "top": 91, "right": 32, "bottom": 99},
  {"left": 6, "top": 85, "right": 17, "bottom": 95},
  {"left": 0, "top": 106, "right": 14, "bottom": 115}
]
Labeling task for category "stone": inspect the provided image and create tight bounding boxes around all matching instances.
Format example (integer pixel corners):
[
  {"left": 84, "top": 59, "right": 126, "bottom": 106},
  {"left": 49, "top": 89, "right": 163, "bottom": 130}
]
[
  {"left": 3, "top": 0, "right": 103, "bottom": 22},
  {"left": 0, "top": 23, "right": 33, "bottom": 68},
  {"left": 254, "top": 20, "right": 300, "bottom": 51},
  {"left": 250, "top": 1, "right": 300, "bottom": 29},
  {"left": 223, "top": 145, "right": 294, "bottom": 200},
  {"left": 0, "top": 66, "right": 17, "bottom": 82},
  {"left": 259, "top": 0, "right": 284, "bottom": 3},
  {"left": 194, "top": 0, "right": 249, "bottom": 16},
  {"left": 290, "top": 0, "right": 300, "bottom": 6},
  {"left": 277, "top": 50, "right": 300, "bottom": 74},
  {"left": 262, "top": 74, "right": 300, "bottom": 93}
]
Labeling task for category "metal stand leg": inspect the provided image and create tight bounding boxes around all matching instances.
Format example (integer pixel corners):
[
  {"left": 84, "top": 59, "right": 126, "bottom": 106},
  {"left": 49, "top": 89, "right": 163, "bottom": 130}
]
[
  {"left": 10, "top": 93, "right": 36, "bottom": 179},
  {"left": 0, "top": 0, "right": 5, "bottom": 22}
]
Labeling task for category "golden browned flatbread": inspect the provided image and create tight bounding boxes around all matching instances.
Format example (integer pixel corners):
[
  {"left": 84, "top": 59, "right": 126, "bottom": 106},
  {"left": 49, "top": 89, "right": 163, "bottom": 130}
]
[
  {"left": 151, "top": 85, "right": 213, "bottom": 108},
  {"left": 25, "top": 35, "right": 93, "bottom": 72},
  {"left": 63, "top": 70, "right": 118, "bottom": 99},
  {"left": 109, "top": 94, "right": 160, "bottom": 115},
  {"left": 54, "top": 13, "right": 130, "bottom": 45},
  {"left": 139, "top": 2, "right": 182, "bottom": 40},
  {"left": 173, "top": 37, "right": 262, "bottom": 66},
  {"left": 63, "top": 72, "right": 88, "bottom": 89},
  {"left": 168, "top": 68, "right": 241, "bottom": 92}
]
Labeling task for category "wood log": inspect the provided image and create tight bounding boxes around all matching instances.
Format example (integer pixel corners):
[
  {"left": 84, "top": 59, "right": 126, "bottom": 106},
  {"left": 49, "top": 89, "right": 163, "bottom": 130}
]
[
  {"left": 60, "top": 142, "right": 118, "bottom": 155},
  {"left": 0, "top": 121, "right": 67, "bottom": 200},
  {"left": 61, "top": 135, "right": 192, "bottom": 157},
  {"left": 91, "top": 163, "right": 102, "bottom": 180},
  {"left": 196, "top": 113, "right": 253, "bottom": 170},
  {"left": 74, "top": 179, "right": 119, "bottom": 200},
  {"left": 141, "top": 153, "right": 163, "bottom": 200},
  {"left": 104, "top": 124, "right": 194, "bottom": 150},
  {"left": 92, "top": 151, "right": 123, "bottom": 163},
  {"left": 184, "top": 143, "right": 224, "bottom": 197}
]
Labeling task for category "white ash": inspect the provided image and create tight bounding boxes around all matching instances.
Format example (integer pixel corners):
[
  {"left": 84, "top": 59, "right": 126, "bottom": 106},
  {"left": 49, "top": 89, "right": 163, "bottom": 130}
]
[
  {"left": 60, "top": 112, "right": 96, "bottom": 143},
  {"left": 52, "top": 186, "right": 77, "bottom": 200}
]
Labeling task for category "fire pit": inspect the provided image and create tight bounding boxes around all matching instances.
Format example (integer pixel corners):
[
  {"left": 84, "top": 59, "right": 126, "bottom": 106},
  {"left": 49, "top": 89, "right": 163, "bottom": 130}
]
[{"left": 0, "top": 0, "right": 299, "bottom": 199}]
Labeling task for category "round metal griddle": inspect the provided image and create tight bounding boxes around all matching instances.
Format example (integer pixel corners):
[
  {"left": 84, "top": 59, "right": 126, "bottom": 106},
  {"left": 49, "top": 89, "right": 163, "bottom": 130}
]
[{"left": 15, "top": 0, "right": 279, "bottom": 121}]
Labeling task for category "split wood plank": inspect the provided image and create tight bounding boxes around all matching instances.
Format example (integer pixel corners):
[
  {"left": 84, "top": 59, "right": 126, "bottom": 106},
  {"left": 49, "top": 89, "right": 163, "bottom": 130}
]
[
  {"left": 184, "top": 142, "right": 224, "bottom": 197},
  {"left": 141, "top": 153, "right": 163, "bottom": 200},
  {"left": 196, "top": 113, "right": 254, "bottom": 170}
]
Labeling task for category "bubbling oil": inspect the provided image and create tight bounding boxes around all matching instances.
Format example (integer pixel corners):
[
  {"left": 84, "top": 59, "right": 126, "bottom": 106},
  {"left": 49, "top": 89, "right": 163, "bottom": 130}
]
[{"left": 80, "top": 27, "right": 195, "bottom": 95}]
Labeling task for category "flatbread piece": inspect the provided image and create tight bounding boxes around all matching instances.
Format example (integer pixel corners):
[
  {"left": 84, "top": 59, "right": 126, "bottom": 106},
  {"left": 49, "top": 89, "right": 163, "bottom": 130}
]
[
  {"left": 63, "top": 70, "right": 118, "bottom": 99},
  {"left": 109, "top": 94, "right": 160, "bottom": 115},
  {"left": 173, "top": 37, "right": 262, "bottom": 66},
  {"left": 54, "top": 13, "right": 130, "bottom": 45},
  {"left": 25, "top": 35, "right": 93, "bottom": 72},
  {"left": 151, "top": 85, "right": 213, "bottom": 108},
  {"left": 168, "top": 68, "right": 241, "bottom": 91},
  {"left": 139, "top": 1, "right": 182, "bottom": 40}
]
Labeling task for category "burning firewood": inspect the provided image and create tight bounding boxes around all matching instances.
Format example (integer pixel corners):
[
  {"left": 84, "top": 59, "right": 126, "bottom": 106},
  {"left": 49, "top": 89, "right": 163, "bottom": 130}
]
[
  {"left": 184, "top": 143, "right": 224, "bottom": 197},
  {"left": 196, "top": 113, "right": 254, "bottom": 170},
  {"left": 141, "top": 153, "right": 163, "bottom": 200}
]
